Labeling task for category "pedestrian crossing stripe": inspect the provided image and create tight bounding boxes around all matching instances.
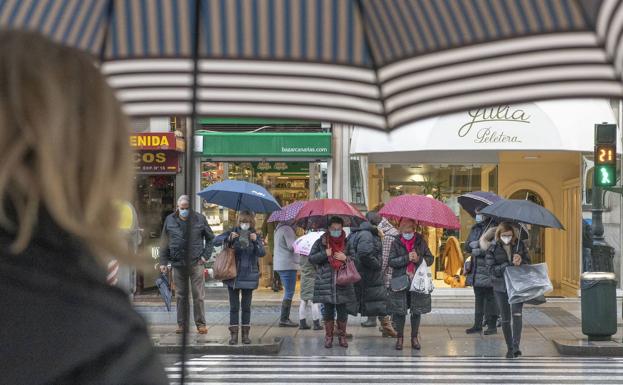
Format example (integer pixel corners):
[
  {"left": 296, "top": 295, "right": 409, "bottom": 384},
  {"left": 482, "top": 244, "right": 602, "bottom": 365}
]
[{"left": 166, "top": 355, "right": 623, "bottom": 384}]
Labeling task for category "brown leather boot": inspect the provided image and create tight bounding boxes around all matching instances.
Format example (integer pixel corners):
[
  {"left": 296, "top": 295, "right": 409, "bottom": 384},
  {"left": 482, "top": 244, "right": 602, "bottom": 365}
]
[
  {"left": 324, "top": 320, "right": 334, "bottom": 348},
  {"left": 337, "top": 320, "right": 348, "bottom": 348},
  {"left": 411, "top": 333, "right": 421, "bottom": 350},
  {"left": 381, "top": 316, "right": 398, "bottom": 338},
  {"left": 241, "top": 325, "right": 251, "bottom": 344},
  {"left": 228, "top": 326, "right": 239, "bottom": 345},
  {"left": 395, "top": 336, "right": 404, "bottom": 350}
]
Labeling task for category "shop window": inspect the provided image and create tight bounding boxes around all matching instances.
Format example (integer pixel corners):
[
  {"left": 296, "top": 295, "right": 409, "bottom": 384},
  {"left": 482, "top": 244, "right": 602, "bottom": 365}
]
[{"left": 350, "top": 156, "right": 365, "bottom": 205}]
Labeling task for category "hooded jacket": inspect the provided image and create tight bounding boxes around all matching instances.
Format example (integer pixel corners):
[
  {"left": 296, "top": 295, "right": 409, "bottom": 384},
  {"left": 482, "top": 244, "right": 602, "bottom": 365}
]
[
  {"left": 215, "top": 227, "right": 265, "bottom": 290},
  {"left": 309, "top": 233, "right": 356, "bottom": 305},
  {"left": 485, "top": 229, "right": 531, "bottom": 293}
]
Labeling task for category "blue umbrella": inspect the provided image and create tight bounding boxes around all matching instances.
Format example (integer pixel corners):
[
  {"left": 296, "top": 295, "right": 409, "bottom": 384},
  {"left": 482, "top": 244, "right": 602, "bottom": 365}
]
[
  {"left": 458, "top": 191, "right": 502, "bottom": 218},
  {"left": 155, "top": 273, "right": 172, "bottom": 312},
  {"left": 198, "top": 180, "right": 280, "bottom": 213}
]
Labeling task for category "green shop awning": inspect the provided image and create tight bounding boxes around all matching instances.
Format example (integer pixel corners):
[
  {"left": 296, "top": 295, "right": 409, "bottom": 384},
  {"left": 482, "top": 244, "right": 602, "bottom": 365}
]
[{"left": 197, "top": 132, "right": 332, "bottom": 158}]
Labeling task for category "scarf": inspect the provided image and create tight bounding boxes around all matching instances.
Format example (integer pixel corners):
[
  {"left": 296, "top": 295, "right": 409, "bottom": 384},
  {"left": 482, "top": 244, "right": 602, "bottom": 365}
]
[
  {"left": 327, "top": 230, "right": 346, "bottom": 271},
  {"left": 401, "top": 235, "right": 417, "bottom": 274}
]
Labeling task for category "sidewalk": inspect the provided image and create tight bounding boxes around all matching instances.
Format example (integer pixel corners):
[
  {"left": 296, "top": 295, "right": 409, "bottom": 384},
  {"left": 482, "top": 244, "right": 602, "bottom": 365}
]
[{"left": 136, "top": 294, "right": 623, "bottom": 357}]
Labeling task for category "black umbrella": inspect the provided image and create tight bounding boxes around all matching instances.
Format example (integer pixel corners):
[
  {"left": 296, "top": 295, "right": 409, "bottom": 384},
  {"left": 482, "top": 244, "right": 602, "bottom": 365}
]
[
  {"left": 155, "top": 273, "right": 172, "bottom": 312},
  {"left": 480, "top": 199, "right": 564, "bottom": 230}
]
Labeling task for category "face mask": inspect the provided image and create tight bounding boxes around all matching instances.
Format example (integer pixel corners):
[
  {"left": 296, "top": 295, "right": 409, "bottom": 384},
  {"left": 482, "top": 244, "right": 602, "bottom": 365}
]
[
  {"left": 501, "top": 236, "right": 512, "bottom": 245},
  {"left": 240, "top": 223, "right": 250, "bottom": 231},
  {"left": 330, "top": 230, "right": 342, "bottom": 238},
  {"left": 179, "top": 209, "right": 189, "bottom": 218},
  {"left": 475, "top": 214, "right": 483, "bottom": 223},
  {"left": 402, "top": 232, "right": 414, "bottom": 241}
]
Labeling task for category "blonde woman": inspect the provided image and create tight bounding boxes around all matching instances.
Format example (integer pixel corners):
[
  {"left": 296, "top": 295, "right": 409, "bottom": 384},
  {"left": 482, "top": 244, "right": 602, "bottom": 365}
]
[
  {"left": 217, "top": 211, "right": 265, "bottom": 345},
  {"left": 0, "top": 32, "right": 166, "bottom": 384},
  {"left": 485, "top": 222, "right": 531, "bottom": 359}
]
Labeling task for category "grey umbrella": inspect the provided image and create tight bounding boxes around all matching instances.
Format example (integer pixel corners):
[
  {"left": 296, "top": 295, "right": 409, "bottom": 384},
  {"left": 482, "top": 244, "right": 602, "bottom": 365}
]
[{"left": 480, "top": 199, "right": 564, "bottom": 230}]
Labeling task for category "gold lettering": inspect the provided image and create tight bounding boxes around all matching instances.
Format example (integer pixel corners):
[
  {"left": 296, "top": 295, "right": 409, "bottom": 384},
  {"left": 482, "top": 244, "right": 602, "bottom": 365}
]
[{"left": 155, "top": 153, "right": 166, "bottom": 163}]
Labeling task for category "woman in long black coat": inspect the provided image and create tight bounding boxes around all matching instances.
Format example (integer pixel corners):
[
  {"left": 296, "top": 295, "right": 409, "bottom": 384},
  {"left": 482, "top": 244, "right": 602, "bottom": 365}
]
[{"left": 388, "top": 219, "right": 435, "bottom": 350}]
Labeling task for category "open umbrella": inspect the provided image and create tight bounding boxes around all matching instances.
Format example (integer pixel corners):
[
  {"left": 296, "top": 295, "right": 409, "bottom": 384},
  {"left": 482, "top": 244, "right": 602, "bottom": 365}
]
[
  {"left": 155, "top": 273, "right": 172, "bottom": 312},
  {"left": 267, "top": 201, "right": 306, "bottom": 223},
  {"left": 458, "top": 192, "right": 502, "bottom": 218},
  {"left": 198, "top": 180, "right": 280, "bottom": 213},
  {"left": 294, "top": 198, "right": 365, "bottom": 229},
  {"left": 379, "top": 194, "right": 460, "bottom": 230},
  {"left": 292, "top": 231, "right": 324, "bottom": 256},
  {"left": 480, "top": 199, "right": 564, "bottom": 230},
  {"left": 2, "top": 0, "right": 622, "bottom": 130}
]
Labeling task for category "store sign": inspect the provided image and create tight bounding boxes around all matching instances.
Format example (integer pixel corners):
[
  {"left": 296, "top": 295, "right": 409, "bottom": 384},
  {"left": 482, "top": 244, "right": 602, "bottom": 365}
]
[
  {"left": 130, "top": 133, "right": 177, "bottom": 150},
  {"left": 458, "top": 105, "right": 530, "bottom": 144},
  {"left": 134, "top": 151, "right": 179, "bottom": 174},
  {"left": 198, "top": 132, "right": 332, "bottom": 158}
]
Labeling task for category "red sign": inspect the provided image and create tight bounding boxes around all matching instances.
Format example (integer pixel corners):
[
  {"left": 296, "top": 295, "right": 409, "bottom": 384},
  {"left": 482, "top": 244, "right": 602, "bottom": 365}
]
[
  {"left": 134, "top": 151, "right": 179, "bottom": 174},
  {"left": 130, "top": 133, "right": 177, "bottom": 150}
]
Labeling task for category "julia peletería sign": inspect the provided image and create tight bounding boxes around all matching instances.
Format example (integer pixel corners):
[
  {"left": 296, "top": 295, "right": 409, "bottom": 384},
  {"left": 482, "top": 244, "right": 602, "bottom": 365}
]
[{"left": 458, "top": 105, "right": 531, "bottom": 144}]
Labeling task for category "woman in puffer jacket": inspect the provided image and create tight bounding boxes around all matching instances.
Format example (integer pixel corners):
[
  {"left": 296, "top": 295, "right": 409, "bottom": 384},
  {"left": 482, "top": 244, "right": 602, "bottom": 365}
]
[{"left": 485, "top": 222, "right": 531, "bottom": 359}]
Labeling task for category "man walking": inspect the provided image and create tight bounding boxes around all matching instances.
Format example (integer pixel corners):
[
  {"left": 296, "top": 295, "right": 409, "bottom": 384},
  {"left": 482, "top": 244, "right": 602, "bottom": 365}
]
[{"left": 160, "top": 195, "right": 214, "bottom": 334}]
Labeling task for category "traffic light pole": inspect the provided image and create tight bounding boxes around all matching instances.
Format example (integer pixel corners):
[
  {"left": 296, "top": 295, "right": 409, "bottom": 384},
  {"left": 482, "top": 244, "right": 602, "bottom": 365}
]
[{"left": 591, "top": 186, "right": 615, "bottom": 272}]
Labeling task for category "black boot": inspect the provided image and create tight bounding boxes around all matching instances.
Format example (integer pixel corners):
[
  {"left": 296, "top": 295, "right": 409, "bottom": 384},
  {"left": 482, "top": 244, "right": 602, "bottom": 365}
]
[
  {"left": 313, "top": 319, "right": 322, "bottom": 330},
  {"left": 484, "top": 316, "right": 498, "bottom": 335},
  {"left": 299, "top": 319, "right": 311, "bottom": 330},
  {"left": 241, "top": 325, "right": 251, "bottom": 344},
  {"left": 465, "top": 312, "right": 483, "bottom": 334},
  {"left": 279, "top": 299, "right": 298, "bottom": 327}
]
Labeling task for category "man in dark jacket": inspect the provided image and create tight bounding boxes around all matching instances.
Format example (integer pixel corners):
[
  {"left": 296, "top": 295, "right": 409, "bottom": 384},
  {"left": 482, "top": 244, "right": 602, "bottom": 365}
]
[
  {"left": 159, "top": 195, "right": 214, "bottom": 334},
  {"left": 464, "top": 211, "right": 499, "bottom": 335},
  {"left": 347, "top": 211, "right": 397, "bottom": 337}
]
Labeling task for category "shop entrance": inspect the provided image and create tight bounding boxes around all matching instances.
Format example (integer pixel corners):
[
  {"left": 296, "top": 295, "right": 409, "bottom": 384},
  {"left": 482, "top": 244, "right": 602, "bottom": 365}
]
[{"left": 509, "top": 189, "right": 546, "bottom": 265}]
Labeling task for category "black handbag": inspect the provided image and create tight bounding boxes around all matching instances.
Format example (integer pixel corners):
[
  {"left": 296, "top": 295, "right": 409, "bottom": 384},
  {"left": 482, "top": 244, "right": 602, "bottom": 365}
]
[{"left": 390, "top": 275, "right": 410, "bottom": 292}]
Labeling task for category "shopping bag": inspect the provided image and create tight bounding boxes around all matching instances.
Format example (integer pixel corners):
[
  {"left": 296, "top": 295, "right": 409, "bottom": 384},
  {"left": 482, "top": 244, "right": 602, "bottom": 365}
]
[
  {"left": 213, "top": 246, "right": 237, "bottom": 280},
  {"left": 504, "top": 263, "right": 553, "bottom": 304},
  {"left": 410, "top": 261, "right": 434, "bottom": 294},
  {"left": 336, "top": 258, "right": 362, "bottom": 286}
]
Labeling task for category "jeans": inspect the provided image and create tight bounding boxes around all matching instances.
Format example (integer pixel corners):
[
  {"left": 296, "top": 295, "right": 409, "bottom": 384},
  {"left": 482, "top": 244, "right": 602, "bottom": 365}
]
[
  {"left": 474, "top": 286, "right": 499, "bottom": 318},
  {"left": 321, "top": 303, "right": 348, "bottom": 322},
  {"left": 494, "top": 290, "right": 524, "bottom": 351},
  {"left": 276, "top": 270, "right": 297, "bottom": 301},
  {"left": 393, "top": 313, "right": 421, "bottom": 337},
  {"left": 173, "top": 264, "right": 206, "bottom": 327},
  {"left": 228, "top": 287, "right": 253, "bottom": 326}
]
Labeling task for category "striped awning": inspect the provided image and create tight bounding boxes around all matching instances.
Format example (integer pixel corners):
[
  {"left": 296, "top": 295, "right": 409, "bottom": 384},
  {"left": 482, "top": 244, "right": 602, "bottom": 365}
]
[{"left": 2, "top": 0, "right": 623, "bottom": 131}]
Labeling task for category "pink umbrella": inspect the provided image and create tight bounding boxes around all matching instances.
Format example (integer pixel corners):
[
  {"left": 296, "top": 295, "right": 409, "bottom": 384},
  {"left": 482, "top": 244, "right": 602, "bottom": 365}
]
[
  {"left": 379, "top": 195, "right": 460, "bottom": 230},
  {"left": 267, "top": 201, "right": 306, "bottom": 223}
]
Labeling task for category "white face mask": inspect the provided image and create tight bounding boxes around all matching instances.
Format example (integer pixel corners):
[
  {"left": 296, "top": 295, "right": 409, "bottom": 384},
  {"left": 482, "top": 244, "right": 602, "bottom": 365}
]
[
  {"left": 475, "top": 214, "right": 483, "bottom": 223},
  {"left": 240, "top": 223, "right": 250, "bottom": 231},
  {"left": 501, "top": 236, "right": 512, "bottom": 245}
]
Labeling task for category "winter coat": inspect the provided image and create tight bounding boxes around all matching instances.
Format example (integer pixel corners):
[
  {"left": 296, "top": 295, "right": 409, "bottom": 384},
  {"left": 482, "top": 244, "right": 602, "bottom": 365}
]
[
  {"left": 388, "top": 233, "right": 435, "bottom": 316},
  {"left": 378, "top": 218, "right": 400, "bottom": 288},
  {"left": 159, "top": 211, "right": 214, "bottom": 267},
  {"left": 346, "top": 222, "right": 387, "bottom": 316},
  {"left": 272, "top": 224, "right": 300, "bottom": 271},
  {"left": 299, "top": 254, "right": 316, "bottom": 301},
  {"left": 485, "top": 233, "right": 531, "bottom": 293},
  {"left": 216, "top": 227, "right": 265, "bottom": 290},
  {"left": 466, "top": 225, "right": 497, "bottom": 288},
  {"left": 309, "top": 234, "right": 356, "bottom": 306},
  {"left": 0, "top": 214, "right": 167, "bottom": 385}
]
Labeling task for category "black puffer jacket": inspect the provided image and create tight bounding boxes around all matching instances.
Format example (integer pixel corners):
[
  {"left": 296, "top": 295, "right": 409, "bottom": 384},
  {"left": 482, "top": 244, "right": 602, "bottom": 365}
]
[
  {"left": 388, "top": 234, "right": 435, "bottom": 316},
  {"left": 159, "top": 210, "right": 214, "bottom": 267},
  {"left": 346, "top": 222, "right": 387, "bottom": 316},
  {"left": 485, "top": 237, "right": 531, "bottom": 293},
  {"left": 465, "top": 222, "right": 496, "bottom": 288},
  {"left": 0, "top": 214, "right": 167, "bottom": 385},
  {"left": 309, "top": 233, "right": 356, "bottom": 306}
]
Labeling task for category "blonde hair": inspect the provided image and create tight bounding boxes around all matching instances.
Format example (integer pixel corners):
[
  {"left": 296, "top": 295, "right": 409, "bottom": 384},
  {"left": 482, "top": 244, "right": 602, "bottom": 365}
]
[
  {"left": 237, "top": 210, "right": 256, "bottom": 228},
  {"left": 495, "top": 222, "right": 518, "bottom": 244},
  {"left": 0, "top": 31, "right": 133, "bottom": 260}
]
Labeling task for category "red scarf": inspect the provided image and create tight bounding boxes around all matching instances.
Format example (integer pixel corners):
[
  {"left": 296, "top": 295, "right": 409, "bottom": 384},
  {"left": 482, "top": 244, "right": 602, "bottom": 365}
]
[
  {"left": 327, "top": 230, "right": 346, "bottom": 271},
  {"left": 400, "top": 235, "right": 417, "bottom": 274}
]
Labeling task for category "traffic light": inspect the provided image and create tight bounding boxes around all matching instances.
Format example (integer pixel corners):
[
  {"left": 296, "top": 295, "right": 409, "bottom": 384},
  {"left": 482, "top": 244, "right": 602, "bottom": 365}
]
[{"left": 594, "top": 123, "right": 617, "bottom": 187}]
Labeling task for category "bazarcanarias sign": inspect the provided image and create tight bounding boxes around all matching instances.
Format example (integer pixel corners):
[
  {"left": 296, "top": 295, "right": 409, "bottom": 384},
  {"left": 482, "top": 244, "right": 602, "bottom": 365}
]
[{"left": 198, "top": 132, "right": 332, "bottom": 158}]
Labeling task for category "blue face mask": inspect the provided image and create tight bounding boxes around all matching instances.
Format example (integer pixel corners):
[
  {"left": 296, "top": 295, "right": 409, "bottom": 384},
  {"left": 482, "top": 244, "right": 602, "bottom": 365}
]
[
  {"left": 475, "top": 214, "right": 483, "bottom": 223},
  {"left": 402, "top": 232, "right": 414, "bottom": 240},
  {"left": 179, "top": 209, "right": 189, "bottom": 218},
  {"left": 330, "top": 230, "right": 342, "bottom": 238}
]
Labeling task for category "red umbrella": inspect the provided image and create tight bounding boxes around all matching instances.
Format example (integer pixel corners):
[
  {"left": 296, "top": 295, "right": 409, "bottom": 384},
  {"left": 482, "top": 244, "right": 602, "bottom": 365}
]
[
  {"left": 294, "top": 199, "right": 365, "bottom": 229},
  {"left": 379, "top": 195, "right": 460, "bottom": 230}
]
